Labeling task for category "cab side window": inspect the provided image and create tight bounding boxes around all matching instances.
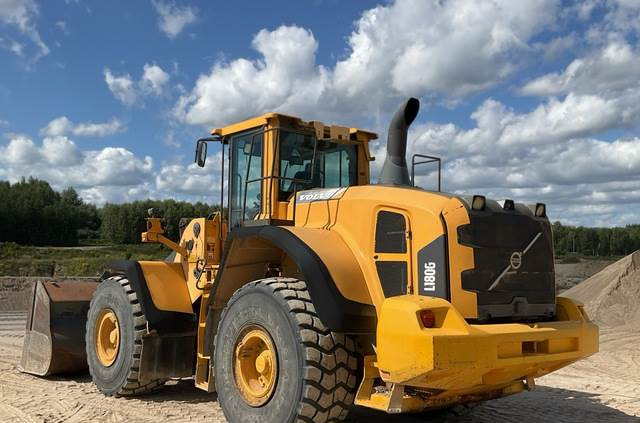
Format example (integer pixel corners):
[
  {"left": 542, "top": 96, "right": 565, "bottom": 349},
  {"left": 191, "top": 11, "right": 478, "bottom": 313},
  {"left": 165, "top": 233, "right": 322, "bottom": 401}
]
[{"left": 229, "top": 132, "right": 263, "bottom": 228}]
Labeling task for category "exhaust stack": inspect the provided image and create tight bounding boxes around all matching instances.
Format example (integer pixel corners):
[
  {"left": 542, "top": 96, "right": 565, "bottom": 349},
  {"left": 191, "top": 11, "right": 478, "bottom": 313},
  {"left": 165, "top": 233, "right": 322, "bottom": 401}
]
[{"left": 378, "top": 97, "right": 420, "bottom": 186}]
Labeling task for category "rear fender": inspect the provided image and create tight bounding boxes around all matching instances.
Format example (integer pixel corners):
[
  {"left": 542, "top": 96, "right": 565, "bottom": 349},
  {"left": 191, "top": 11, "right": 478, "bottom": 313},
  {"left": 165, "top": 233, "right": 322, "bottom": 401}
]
[{"left": 202, "top": 226, "right": 377, "bottom": 357}]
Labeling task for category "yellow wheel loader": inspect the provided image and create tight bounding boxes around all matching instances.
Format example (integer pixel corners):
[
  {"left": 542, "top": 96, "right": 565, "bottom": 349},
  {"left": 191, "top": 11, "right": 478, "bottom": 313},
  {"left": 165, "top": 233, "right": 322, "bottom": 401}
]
[{"left": 20, "top": 98, "right": 598, "bottom": 422}]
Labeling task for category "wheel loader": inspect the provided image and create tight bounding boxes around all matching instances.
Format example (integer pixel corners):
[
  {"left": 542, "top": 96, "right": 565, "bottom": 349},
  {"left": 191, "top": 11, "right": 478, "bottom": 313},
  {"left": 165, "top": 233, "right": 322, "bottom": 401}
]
[{"left": 20, "top": 98, "right": 598, "bottom": 422}]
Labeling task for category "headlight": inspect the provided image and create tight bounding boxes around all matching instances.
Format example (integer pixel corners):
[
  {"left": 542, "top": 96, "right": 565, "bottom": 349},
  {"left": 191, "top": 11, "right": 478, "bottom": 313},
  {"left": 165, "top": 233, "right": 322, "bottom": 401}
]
[{"left": 535, "top": 203, "right": 546, "bottom": 217}]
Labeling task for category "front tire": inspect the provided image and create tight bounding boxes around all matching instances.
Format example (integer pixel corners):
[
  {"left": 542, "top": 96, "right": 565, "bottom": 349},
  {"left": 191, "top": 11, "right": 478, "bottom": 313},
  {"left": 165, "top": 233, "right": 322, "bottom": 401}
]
[
  {"left": 85, "top": 276, "right": 165, "bottom": 396},
  {"left": 214, "top": 278, "right": 358, "bottom": 423}
]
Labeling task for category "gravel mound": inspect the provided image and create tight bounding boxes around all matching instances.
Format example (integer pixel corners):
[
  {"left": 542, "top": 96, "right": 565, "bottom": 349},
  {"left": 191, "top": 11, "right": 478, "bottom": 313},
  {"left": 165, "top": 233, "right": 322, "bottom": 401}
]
[{"left": 563, "top": 250, "right": 640, "bottom": 328}]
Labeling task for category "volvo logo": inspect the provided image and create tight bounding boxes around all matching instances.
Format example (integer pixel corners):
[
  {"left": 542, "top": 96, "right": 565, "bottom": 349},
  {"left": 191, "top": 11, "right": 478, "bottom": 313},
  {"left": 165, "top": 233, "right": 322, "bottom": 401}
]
[
  {"left": 510, "top": 252, "right": 522, "bottom": 270},
  {"left": 488, "top": 232, "right": 542, "bottom": 291}
]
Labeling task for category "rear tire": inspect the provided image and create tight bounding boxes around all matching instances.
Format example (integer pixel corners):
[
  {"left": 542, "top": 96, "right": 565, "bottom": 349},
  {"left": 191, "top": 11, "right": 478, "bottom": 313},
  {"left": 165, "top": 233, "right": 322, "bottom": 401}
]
[
  {"left": 85, "top": 275, "right": 165, "bottom": 396},
  {"left": 214, "top": 278, "right": 358, "bottom": 423}
]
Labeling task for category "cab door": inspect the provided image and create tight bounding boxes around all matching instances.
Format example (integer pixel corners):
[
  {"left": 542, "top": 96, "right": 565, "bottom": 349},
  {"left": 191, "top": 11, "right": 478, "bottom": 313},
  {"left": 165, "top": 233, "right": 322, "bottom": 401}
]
[
  {"left": 372, "top": 208, "right": 413, "bottom": 297},
  {"left": 229, "top": 130, "right": 264, "bottom": 228}
]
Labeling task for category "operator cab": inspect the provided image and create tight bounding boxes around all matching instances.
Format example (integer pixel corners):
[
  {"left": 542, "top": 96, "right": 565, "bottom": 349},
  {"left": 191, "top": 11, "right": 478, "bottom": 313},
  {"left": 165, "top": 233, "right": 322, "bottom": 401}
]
[
  {"left": 195, "top": 113, "right": 376, "bottom": 228},
  {"left": 278, "top": 134, "right": 359, "bottom": 200}
]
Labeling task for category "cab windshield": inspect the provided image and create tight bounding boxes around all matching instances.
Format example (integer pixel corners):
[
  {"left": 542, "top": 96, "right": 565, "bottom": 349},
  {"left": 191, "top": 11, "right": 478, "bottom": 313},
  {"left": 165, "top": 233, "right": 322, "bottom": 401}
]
[{"left": 278, "top": 130, "right": 358, "bottom": 200}]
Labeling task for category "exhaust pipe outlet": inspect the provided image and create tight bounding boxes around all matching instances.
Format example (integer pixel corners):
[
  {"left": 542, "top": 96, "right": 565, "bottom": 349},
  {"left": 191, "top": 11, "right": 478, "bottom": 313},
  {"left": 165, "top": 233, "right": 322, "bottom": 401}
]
[{"left": 378, "top": 97, "right": 420, "bottom": 186}]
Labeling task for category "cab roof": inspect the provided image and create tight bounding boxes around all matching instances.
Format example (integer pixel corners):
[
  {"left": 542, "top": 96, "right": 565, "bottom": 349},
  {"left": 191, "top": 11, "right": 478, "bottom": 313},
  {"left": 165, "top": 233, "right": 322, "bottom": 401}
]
[{"left": 210, "top": 112, "right": 378, "bottom": 143}]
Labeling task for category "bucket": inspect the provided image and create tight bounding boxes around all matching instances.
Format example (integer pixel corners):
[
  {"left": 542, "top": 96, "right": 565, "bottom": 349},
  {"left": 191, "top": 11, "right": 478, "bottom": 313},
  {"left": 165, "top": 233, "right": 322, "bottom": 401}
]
[{"left": 19, "top": 280, "right": 99, "bottom": 376}]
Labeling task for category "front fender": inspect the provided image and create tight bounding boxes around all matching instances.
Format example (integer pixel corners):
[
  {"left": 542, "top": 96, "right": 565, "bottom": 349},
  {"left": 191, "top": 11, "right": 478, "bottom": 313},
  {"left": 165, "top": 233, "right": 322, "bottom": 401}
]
[{"left": 103, "top": 260, "right": 196, "bottom": 335}]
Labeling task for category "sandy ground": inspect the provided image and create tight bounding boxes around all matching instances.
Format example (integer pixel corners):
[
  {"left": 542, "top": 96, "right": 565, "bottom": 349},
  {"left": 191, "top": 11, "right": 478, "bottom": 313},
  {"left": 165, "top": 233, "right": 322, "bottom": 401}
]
[
  {"left": 1, "top": 256, "right": 638, "bottom": 423},
  {"left": 0, "top": 311, "right": 638, "bottom": 423}
]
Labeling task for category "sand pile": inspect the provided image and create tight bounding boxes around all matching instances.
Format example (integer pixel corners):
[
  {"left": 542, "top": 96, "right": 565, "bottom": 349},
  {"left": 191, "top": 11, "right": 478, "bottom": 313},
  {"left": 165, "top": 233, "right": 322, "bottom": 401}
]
[{"left": 563, "top": 250, "right": 640, "bottom": 328}]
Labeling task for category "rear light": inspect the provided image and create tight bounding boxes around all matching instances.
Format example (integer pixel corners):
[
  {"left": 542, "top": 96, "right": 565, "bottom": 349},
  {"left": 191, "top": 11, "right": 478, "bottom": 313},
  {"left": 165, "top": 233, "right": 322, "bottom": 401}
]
[
  {"left": 471, "top": 195, "right": 486, "bottom": 211},
  {"left": 502, "top": 199, "right": 515, "bottom": 210},
  {"left": 419, "top": 310, "right": 436, "bottom": 328},
  {"left": 527, "top": 202, "right": 547, "bottom": 217}
]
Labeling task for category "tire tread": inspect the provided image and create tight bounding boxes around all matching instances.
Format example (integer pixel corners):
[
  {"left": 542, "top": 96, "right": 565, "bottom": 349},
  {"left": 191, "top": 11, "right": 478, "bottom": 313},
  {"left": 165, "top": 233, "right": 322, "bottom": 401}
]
[
  {"left": 87, "top": 276, "right": 165, "bottom": 396},
  {"left": 216, "top": 277, "right": 358, "bottom": 423}
]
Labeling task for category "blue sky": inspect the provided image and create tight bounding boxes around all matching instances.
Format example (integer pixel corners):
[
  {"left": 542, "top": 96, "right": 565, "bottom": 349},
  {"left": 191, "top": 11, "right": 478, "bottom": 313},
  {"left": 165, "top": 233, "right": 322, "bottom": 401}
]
[
  {"left": 1, "top": 0, "right": 639, "bottom": 226},
  {"left": 1, "top": 1, "right": 380, "bottom": 158}
]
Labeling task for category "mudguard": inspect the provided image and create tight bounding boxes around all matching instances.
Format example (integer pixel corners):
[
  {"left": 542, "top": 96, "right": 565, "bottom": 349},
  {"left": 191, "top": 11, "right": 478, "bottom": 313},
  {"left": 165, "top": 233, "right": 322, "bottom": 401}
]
[{"left": 203, "top": 225, "right": 376, "bottom": 360}]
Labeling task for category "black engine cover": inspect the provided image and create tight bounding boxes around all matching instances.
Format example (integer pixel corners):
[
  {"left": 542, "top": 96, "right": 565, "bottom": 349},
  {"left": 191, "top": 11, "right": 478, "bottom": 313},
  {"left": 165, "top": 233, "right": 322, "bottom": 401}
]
[{"left": 457, "top": 201, "right": 556, "bottom": 321}]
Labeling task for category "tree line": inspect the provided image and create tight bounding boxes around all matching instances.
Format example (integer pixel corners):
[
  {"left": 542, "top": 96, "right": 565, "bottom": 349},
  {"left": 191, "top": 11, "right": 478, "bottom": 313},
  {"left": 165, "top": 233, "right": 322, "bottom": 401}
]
[
  {"left": 552, "top": 222, "right": 640, "bottom": 257},
  {"left": 0, "top": 178, "right": 217, "bottom": 246},
  {"left": 100, "top": 200, "right": 217, "bottom": 244},
  {"left": 0, "top": 179, "right": 100, "bottom": 245},
  {"left": 1, "top": 179, "right": 640, "bottom": 256}
]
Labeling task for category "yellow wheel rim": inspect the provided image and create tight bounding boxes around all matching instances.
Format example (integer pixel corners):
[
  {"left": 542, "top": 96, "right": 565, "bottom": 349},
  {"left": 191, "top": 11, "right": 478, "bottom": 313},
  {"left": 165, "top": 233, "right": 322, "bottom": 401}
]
[
  {"left": 95, "top": 309, "right": 120, "bottom": 367},
  {"left": 233, "top": 325, "right": 278, "bottom": 407}
]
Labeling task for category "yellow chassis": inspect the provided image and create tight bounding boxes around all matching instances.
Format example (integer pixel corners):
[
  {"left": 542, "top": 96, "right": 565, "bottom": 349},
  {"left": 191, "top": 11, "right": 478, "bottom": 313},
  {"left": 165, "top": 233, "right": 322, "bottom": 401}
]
[{"left": 356, "top": 296, "right": 598, "bottom": 413}]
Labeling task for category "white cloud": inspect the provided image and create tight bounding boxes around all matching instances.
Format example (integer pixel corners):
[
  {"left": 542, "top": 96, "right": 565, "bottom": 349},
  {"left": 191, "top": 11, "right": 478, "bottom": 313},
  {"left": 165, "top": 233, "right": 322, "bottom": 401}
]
[
  {"left": 40, "top": 116, "right": 124, "bottom": 137},
  {"left": 336, "top": 0, "right": 555, "bottom": 99},
  {"left": 140, "top": 63, "right": 170, "bottom": 96},
  {"left": 55, "top": 20, "right": 69, "bottom": 35},
  {"left": 521, "top": 40, "right": 640, "bottom": 96},
  {"left": 174, "top": 25, "right": 326, "bottom": 127},
  {"left": 104, "top": 63, "right": 170, "bottom": 105},
  {"left": 41, "top": 136, "right": 83, "bottom": 166},
  {"left": 0, "top": 135, "right": 154, "bottom": 204},
  {"left": 155, "top": 150, "right": 223, "bottom": 203},
  {"left": 0, "top": 134, "right": 220, "bottom": 205},
  {"left": 156, "top": 163, "right": 219, "bottom": 196},
  {"left": 161, "top": 130, "right": 180, "bottom": 148},
  {"left": 168, "top": 0, "right": 640, "bottom": 226},
  {"left": 0, "top": 135, "right": 40, "bottom": 164},
  {"left": 0, "top": 37, "right": 23, "bottom": 56},
  {"left": 405, "top": 92, "right": 640, "bottom": 170},
  {"left": 494, "top": 93, "right": 638, "bottom": 148},
  {"left": 85, "top": 147, "right": 154, "bottom": 186},
  {"left": 175, "top": 0, "right": 558, "bottom": 128},
  {"left": 0, "top": 0, "right": 49, "bottom": 60},
  {"left": 533, "top": 34, "right": 577, "bottom": 60},
  {"left": 78, "top": 184, "right": 156, "bottom": 205},
  {"left": 602, "top": 0, "right": 640, "bottom": 36},
  {"left": 1, "top": 0, "right": 638, "bottom": 226},
  {"left": 104, "top": 69, "right": 137, "bottom": 105},
  {"left": 151, "top": 0, "right": 197, "bottom": 39},
  {"left": 400, "top": 95, "right": 640, "bottom": 226}
]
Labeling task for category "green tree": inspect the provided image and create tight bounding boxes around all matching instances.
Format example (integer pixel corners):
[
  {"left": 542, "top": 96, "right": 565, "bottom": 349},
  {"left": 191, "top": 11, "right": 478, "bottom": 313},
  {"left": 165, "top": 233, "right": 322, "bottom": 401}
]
[
  {"left": 100, "top": 200, "right": 219, "bottom": 244},
  {"left": 0, "top": 179, "right": 97, "bottom": 246}
]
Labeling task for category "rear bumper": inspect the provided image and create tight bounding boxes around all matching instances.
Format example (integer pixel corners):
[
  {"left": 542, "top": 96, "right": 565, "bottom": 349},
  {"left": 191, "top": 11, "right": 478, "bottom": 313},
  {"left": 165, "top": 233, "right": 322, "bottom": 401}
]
[{"left": 373, "top": 295, "right": 598, "bottom": 407}]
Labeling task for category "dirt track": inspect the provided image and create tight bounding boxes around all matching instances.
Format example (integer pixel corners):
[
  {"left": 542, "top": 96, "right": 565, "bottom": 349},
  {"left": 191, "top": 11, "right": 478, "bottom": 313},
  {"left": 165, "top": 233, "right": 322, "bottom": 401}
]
[{"left": 1, "top": 312, "right": 638, "bottom": 423}]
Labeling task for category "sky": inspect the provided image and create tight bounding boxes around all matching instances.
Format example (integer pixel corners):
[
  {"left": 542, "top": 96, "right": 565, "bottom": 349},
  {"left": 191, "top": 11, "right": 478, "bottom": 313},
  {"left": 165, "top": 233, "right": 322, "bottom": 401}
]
[{"left": 0, "top": 0, "right": 639, "bottom": 227}]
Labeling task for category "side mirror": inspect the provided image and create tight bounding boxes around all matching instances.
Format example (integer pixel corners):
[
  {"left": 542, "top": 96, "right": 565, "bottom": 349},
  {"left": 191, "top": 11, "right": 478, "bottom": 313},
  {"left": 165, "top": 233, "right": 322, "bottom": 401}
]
[{"left": 195, "top": 139, "right": 208, "bottom": 167}]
